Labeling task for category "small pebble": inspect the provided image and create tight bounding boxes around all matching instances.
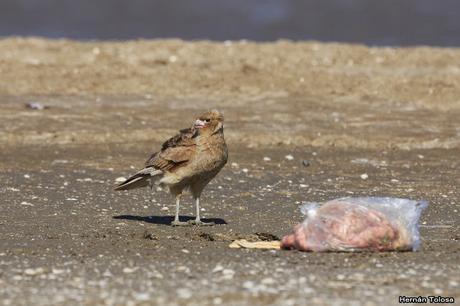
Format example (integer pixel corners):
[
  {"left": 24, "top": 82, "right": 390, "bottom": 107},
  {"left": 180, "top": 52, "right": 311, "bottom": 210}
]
[
  {"left": 24, "top": 267, "right": 47, "bottom": 276},
  {"left": 242, "top": 281, "right": 255, "bottom": 289},
  {"left": 263, "top": 157, "right": 271, "bottom": 161},
  {"left": 222, "top": 269, "right": 235, "bottom": 276},
  {"left": 261, "top": 277, "right": 275, "bottom": 285},
  {"left": 302, "top": 160, "right": 311, "bottom": 167},
  {"left": 25, "top": 102, "right": 47, "bottom": 110},
  {"left": 122, "top": 267, "right": 138, "bottom": 274},
  {"left": 20, "top": 201, "right": 34, "bottom": 206},
  {"left": 134, "top": 293, "right": 150, "bottom": 301},
  {"left": 212, "top": 265, "right": 224, "bottom": 273},
  {"left": 52, "top": 268, "right": 65, "bottom": 274},
  {"left": 285, "top": 154, "right": 294, "bottom": 161},
  {"left": 115, "top": 177, "right": 126, "bottom": 183},
  {"left": 177, "top": 288, "right": 192, "bottom": 299},
  {"left": 360, "top": 173, "right": 369, "bottom": 180}
]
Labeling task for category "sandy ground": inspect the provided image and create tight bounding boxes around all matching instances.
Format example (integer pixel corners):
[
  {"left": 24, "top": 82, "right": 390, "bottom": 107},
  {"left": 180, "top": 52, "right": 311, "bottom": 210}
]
[{"left": 0, "top": 38, "right": 459, "bottom": 305}]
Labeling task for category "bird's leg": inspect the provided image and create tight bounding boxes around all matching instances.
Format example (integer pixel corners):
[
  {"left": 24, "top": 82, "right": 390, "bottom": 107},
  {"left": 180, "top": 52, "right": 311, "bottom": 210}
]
[
  {"left": 195, "top": 196, "right": 201, "bottom": 221},
  {"left": 171, "top": 194, "right": 188, "bottom": 226},
  {"left": 189, "top": 196, "right": 215, "bottom": 226}
]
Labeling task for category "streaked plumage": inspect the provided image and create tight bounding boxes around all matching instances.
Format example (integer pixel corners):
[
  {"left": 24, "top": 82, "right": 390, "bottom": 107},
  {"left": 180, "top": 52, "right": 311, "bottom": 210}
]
[{"left": 115, "top": 110, "right": 228, "bottom": 226}]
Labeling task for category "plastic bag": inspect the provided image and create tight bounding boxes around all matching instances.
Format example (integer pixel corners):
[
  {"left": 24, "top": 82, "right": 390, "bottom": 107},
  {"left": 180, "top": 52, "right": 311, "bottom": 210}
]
[{"left": 281, "top": 197, "right": 428, "bottom": 252}]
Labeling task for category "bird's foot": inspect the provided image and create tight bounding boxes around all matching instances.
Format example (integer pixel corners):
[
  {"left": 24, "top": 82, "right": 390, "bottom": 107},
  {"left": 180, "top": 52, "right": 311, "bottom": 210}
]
[
  {"left": 188, "top": 219, "right": 215, "bottom": 226},
  {"left": 171, "top": 220, "right": 190, "bottom": 227}
]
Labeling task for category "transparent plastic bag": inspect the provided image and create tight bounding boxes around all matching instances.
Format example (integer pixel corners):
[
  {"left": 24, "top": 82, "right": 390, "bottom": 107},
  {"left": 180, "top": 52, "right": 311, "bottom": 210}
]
[{"left": 281, "top": 197, "right": 428, "bottom": 252}]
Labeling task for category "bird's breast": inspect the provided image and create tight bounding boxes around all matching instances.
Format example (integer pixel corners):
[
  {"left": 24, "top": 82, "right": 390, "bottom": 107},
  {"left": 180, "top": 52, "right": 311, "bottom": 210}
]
[{"left": 193, "top": 136, "right": 227, "bottom": 170}]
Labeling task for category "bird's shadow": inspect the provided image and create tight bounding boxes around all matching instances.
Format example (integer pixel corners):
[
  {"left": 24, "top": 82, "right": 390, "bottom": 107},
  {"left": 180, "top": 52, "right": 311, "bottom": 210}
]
[{"left": 113, "top": 215, "right": 227, "bottom": 225}]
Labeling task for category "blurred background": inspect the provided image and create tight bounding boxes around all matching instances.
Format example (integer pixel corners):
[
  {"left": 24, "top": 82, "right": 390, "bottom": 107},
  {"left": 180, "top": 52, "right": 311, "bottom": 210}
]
[{"left": 0, "top": 0, "right": 459, "bottom": 46}]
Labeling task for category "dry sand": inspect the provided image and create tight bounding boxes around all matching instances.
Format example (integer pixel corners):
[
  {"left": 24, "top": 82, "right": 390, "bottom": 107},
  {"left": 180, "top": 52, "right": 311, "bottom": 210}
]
[{"left": 0, "top": 38, "right": 459, "bottom": 305}]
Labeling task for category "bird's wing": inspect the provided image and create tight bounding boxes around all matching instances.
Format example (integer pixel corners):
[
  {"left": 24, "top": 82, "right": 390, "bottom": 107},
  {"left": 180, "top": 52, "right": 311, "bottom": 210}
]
[{"left": 145, "top": 127, "right": 197, "bottom": 171}]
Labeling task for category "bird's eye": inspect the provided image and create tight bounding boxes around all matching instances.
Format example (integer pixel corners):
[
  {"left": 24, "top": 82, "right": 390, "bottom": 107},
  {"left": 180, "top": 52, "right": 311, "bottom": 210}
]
[{"left": 205, "top": 119, "right": 211, "bottom": 122}]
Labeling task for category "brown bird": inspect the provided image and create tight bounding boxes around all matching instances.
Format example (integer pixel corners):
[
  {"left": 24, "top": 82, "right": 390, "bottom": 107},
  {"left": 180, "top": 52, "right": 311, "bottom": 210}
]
[{"left": 115, "top": 110, "right": 228, "bottom": 226}]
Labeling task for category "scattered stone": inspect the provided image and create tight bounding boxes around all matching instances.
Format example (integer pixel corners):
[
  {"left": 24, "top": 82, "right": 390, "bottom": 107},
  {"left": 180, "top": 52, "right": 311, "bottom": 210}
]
[
  {"left": 134, "top": 293, "right": 150, "bottom": 301},
  {"left": 52, "top": 268, "right": 66, "bottom": 274},
  {"left": 161, "top": 207, "right": 169, "bottom": 211},
  {"left": 143, "top": 230, "right": 158, "bottom": 240},
  {"left": 242, "top": 168, "right": 249, "bottom": 173},
  {"left": 222, "top": 269, "right": 235, "bottom": 279},
  {"left": 151, "top": 272, "right": 164, "bottom": 279},
  {"left": 261, "top": 277, "right": 275, "bottom": 285},
  {"left": 24, "top": 267, "right": 47, "bottom": 276},
  {"left": 212, "top": 265, "right": 224, "bottom": 273},
  {"left": 263, "top": 157, "right": 271, "bottom": 161},
  {"left": 302, "top": 160, "right": 311, "bottom": 167},
  {"left": 115, "top": 177, "right": 126, "bottom": 183},
  {"left": 222, "top": 269, "right": 235, "bottom": 276},
  {"left": 103, "top": 270, "right": 113, "bottom": 277},
  {"left": 25, "top": 102, "right": 48, "bottom": 110},
  {"left": 242, "top": 281, "right": 255, "bottom": 290},
  {"left": 176, "top": 266, "right": 190, "bottom": 273},
  {"left": 122, "top": 267, "right": 138, "bottom": 274},
  {"left": 177, "top": 288, "right": 192, "bottom": 299},
  {"left": 285, "top": 154, "right": 294, "bottom": 161},
  {"left": 433, "top": 288, "right": 443, "bottom": 295},
  {"left": 20, "top": 201, "right": 34, "bottom": 206},
  {"left": 360, "top": 173, "right": 369, "bottom": 180}
]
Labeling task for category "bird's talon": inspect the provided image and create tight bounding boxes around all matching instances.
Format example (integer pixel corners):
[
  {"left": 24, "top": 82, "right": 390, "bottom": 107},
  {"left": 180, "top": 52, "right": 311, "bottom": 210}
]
[
  {"left": 171, "top": 220, "right": 190, "bottom": 226},
  {"left": 188, "top": 220, "right": 215, "bottom": 226}
]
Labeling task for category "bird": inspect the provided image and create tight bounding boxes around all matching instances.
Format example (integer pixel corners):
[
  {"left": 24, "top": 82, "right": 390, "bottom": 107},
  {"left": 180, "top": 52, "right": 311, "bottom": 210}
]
[{"left": 114, "top": 110, "right": 228, "bottom": 226}]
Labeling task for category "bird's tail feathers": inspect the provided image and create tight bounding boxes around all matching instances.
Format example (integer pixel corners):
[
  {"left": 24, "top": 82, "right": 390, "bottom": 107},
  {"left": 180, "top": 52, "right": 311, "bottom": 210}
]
[{"left": 114, "top": 168, "right": 163, "bottom": 191}]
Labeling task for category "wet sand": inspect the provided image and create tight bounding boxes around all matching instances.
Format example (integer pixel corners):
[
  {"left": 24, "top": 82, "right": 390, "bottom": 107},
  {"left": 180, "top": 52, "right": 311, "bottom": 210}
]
[{"left": 0, "top": 38, "right": 459, "bottom": 305}]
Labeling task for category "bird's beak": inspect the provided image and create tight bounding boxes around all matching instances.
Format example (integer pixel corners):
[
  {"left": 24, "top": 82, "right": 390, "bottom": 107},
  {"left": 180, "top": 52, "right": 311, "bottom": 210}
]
[{"left": 194, "top": 119, "right": 206, "bottom": 129}]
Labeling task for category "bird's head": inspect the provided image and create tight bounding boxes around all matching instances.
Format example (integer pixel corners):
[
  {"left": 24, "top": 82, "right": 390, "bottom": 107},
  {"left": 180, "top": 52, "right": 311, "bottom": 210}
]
[{"left": 193, "top": 110, "right": 224, "bottom": 135}]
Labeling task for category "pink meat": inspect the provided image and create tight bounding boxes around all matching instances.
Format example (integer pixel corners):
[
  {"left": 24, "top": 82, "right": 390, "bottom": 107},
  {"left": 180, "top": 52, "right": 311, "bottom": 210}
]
[{"left": 281, "top": 201, "right": 409, "bottom": 252}]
